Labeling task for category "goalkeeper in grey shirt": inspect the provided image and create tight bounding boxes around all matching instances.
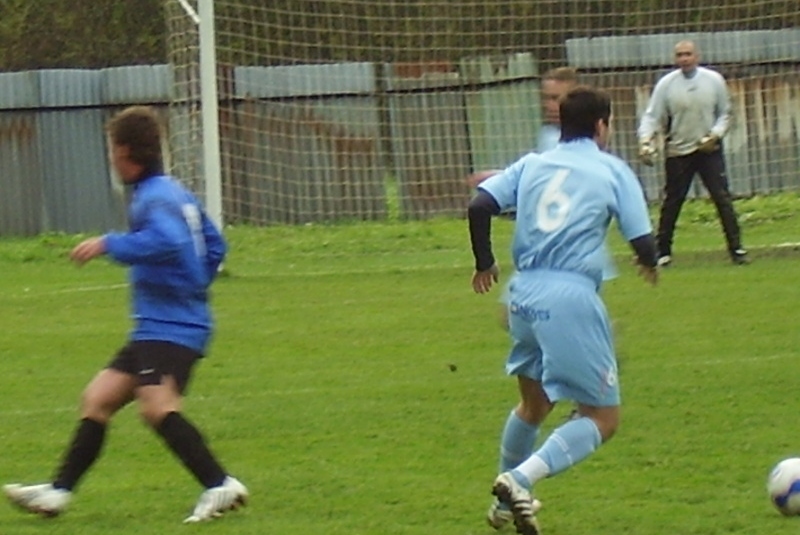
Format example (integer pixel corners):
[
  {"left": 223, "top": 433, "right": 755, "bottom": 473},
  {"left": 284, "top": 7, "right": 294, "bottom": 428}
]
[{"left": 638, "top": 40, "right": 747, "bottom": 266}]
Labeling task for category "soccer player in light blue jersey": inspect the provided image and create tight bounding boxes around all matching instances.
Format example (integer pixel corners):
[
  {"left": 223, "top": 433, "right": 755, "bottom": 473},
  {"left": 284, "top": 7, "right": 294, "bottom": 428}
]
[
  {"left": 469, "top": 87, "right": 658, "bottom": 535},
  {"left": 536, "top": 67, "right": 577, "bottom": 153},
  {"left": 466, "top": 67, "right": 578, "bottom": 190},
  {"left": 465, "top": 68, "right": 619, "bottom": 331},
  {"left": 3, "top": 106, "right": 247, "bottom": 523}
]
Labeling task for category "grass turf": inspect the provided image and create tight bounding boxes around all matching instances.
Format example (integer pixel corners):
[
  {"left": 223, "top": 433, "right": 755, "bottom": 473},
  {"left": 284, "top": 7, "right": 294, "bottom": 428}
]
[{"left": 0, "top": 193, "right": 799, "bottom": 534}]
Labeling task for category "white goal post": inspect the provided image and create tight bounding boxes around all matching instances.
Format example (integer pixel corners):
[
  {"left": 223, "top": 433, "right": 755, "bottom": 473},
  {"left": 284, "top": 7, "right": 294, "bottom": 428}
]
[{"left": 171, "top": 0, "right": 223, "bottom": 229}]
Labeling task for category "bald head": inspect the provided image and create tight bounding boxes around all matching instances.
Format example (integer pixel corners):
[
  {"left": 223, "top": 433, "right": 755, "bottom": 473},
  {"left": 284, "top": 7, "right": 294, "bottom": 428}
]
[{"left": 674, "top": 40, "right": 700, "bottom": 74}]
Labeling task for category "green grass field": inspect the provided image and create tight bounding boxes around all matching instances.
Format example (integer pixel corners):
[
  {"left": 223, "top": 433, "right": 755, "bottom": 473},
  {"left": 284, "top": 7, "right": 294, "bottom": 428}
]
[{"left": 1, "top": 193, "right": 799, "bottom": 535}]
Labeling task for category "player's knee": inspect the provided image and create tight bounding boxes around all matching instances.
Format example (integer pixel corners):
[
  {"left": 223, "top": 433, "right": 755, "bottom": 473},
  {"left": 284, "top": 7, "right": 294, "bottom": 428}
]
[
  {"left": 138, "top": 405, "right": 173, "bottom": 428},
  {"left": 136, "top": 378, "right": 183, "bottom": 427},
  {"left": 578, "top": 405, "right": 619, "bottom": 442},
  {"left": 79, "top": 389, "right": 118, "bottom": 423},
  {"left": 517, "top": 400, "right": 552, "bottom": 425},
  {"left": 594, "top": 411, "right": 620, "bottom": 442},
  {"left": 598, "top": 420, "right": 618, "bottom": 442}
]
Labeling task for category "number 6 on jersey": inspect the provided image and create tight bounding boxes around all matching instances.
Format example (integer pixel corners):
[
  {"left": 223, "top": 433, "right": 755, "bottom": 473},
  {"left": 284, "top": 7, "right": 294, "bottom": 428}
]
[{"left": 536, "top": 169, "right": 571, "bottom": 232}]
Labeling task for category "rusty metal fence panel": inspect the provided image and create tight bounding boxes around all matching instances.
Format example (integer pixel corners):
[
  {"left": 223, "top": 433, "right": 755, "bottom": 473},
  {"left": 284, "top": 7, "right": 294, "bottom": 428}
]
[
  {"left": 224, "top": 63, "right": 387, "bottom": 225},
  {"left": 461, "top": 54, "right": 542, "bottom": 171},
  {"left": 385, "top": 62, "right": 472, "bottom": 220},
  {"left": 0, "top": 113, "right": 42, "bottom": 236},
  {"left": 0, "top": 69, "right": 125, "bottom": 235},
  {"left": 384, "top": 55, "right": 542, "bottom": 220}
]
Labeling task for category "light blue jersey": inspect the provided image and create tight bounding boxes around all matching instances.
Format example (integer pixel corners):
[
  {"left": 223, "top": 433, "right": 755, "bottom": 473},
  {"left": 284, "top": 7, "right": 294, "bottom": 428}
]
[
  {"left": 536, "top": 123, "right": 561, "bottom": 153},
  {"left": 493, "top": 123, "right": 616, "bottom": 300},
  {"left": 479, "top": 139, "right": 650, "bottom": 288},
  {"left": 479, "top": 139, "right": 652, "bottom": 405},
  {"left": 537, "top": 124, "right": 617, "bottom": 281}
]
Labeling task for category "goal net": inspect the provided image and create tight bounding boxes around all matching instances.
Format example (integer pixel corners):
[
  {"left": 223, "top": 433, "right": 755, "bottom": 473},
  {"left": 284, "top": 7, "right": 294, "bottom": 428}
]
[{"left": 165, "top": 0, "right": 800, "bottom": 226}]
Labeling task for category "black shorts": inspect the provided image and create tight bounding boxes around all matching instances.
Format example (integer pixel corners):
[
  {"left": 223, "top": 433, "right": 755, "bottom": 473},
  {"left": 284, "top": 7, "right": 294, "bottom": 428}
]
[{"left": 107, "top": 341, "right": 202, "bottom": 394}]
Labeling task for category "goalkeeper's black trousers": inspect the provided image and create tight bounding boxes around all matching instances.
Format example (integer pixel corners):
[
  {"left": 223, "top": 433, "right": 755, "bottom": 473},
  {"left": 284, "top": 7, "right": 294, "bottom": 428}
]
[{"left": 656, "top": 148, "right": 742, "bottom": 258}]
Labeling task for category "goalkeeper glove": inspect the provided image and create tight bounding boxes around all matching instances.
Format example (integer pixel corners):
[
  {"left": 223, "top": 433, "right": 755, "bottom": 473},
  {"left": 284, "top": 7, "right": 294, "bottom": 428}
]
[
  {"left": 697, "top": 134, "right": 720, "bottom": 154},
  {"left": 638, "top": 140, "right": 656, "bottom": 167}
]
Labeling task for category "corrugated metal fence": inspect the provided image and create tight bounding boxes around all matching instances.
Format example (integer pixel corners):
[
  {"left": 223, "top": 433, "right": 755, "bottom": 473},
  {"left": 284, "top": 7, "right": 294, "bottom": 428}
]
[
  {"left": 220, "top": 63, "right": 388, "bottom": 224},
  {"left": 0, "top": 57, "right": 539, "bottom": 232},
  {"left": 0, "top": 66, "right": 171, "bottom": 236},
  {"left": 0, "top": 32, "right": 798, "bottom": 235}
]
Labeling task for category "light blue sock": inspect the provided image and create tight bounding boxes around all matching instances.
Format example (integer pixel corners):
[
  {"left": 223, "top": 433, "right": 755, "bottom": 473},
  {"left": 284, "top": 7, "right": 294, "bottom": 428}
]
[
  {"left": 522, "top": 417, "right": 602, "bottom": 481},
  {"left": 499, "top": 410, "right": 539, "bottom": 474}
]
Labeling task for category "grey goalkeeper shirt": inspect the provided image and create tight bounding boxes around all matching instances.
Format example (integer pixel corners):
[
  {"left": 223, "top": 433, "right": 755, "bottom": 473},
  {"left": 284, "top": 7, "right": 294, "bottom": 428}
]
[{"left": 638, "top": 66, "right": 732, "bottom": 157}]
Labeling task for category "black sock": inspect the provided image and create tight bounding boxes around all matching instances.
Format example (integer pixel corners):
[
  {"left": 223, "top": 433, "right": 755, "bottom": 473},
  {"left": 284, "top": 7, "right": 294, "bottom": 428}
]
[
  {"left": 53, "top": 418, "right": 106, "bottom": 491},
  {"left": 156, "top": 411, "right": 226, "bottom": 488}
]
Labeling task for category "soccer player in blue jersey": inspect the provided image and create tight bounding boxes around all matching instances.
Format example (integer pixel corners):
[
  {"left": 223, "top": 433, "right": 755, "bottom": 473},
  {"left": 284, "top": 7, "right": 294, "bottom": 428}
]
[
  {"left": 3, "top": 106, "right": 247, "bottom": 523},
  {"left": 469, "top": 87, "right": 658, "bottom": 534}
]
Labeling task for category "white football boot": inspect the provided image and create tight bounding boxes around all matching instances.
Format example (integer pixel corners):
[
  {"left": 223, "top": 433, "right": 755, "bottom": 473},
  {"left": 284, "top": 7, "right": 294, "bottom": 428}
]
[
  {"left": 183, "top": 476, "right": 248, "bottom": 523},
  {"left": 3, "top": 483, "right": 71, "bottom": 517},
  {"left": 492, "top": 472, "right": 541, "bottom": 535},
  {"left": 487, "top": 498, "right": 514, "bottom": 529}
]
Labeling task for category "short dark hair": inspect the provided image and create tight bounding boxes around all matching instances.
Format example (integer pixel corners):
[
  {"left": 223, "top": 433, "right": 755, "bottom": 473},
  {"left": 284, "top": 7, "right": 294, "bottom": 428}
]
[
  {"left": 543, "top": 67, "right": 578, "bottom": 84},
  {"left": 559, "top": 86, "right": 611, "bottom": 141},
  {"left": 106, "top": 106, "right": 164, "bottom": 176}
]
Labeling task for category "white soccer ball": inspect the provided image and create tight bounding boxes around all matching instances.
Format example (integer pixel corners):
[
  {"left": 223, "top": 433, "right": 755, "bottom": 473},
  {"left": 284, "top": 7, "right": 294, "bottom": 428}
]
[{"left": 767, "top": 457, "right": 800, "bottom": 516}]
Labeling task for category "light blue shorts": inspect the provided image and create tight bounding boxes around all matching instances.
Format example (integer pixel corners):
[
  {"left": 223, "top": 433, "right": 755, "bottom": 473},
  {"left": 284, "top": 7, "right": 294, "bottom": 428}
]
[{"left": 505, "top": 270, "right": 619, "bottom": 407}]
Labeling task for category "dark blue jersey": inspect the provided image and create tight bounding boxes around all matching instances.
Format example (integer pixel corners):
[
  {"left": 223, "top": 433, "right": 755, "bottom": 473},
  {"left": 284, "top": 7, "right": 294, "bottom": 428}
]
[{"left": 104, "top": 174, "right": 227, "bottom": 353}]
